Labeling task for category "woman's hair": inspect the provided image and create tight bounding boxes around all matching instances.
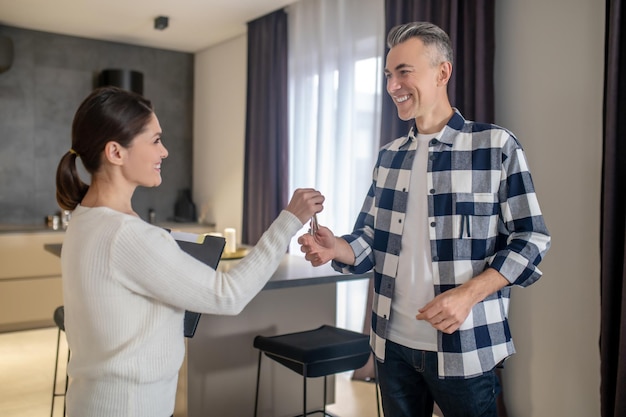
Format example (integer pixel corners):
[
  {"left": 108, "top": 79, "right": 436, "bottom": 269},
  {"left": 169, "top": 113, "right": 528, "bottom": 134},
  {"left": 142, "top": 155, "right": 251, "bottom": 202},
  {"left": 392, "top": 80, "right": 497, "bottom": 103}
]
[
  {"left": 55, "top": 86, "right": 154, "bottom": 210},
  {"left": 387, "top": 21, "right": 454, "bottom": 66}
]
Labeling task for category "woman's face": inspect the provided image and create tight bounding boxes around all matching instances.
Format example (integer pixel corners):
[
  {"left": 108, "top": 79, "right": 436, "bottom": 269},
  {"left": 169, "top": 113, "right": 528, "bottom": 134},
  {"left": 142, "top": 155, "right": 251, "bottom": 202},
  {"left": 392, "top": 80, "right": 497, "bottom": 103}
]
[{"left": 121, "top": 113, "right": 168, "bottom": 188}]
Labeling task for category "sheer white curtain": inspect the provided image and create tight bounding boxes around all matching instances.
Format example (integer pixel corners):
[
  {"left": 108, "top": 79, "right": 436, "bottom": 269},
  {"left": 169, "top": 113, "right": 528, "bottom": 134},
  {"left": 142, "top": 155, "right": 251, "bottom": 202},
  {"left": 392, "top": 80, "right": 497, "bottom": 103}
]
[{"left": 287, "top": 0, "right": 384, "bottom": 331}]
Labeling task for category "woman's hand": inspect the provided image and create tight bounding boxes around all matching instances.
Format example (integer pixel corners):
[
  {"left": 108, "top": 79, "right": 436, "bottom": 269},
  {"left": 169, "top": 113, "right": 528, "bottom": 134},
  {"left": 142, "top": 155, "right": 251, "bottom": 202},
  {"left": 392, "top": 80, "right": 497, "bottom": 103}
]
[{"left": 285, "top": 188, "right": 324, "bottom": 224}]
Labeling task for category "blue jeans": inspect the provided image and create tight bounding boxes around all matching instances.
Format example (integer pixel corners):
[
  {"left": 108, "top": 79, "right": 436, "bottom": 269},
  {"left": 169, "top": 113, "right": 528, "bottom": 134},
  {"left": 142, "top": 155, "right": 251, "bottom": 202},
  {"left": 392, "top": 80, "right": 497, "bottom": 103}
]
[{"left": 376, "top": 340, "right": 501, "bottom": 417}]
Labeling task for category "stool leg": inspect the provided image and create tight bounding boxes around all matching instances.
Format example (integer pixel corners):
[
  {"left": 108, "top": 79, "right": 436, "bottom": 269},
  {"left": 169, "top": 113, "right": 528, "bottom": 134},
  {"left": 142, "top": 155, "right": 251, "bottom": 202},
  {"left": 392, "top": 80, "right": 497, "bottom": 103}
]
[
  {"left": 303, "top": 365, "right": 307, "bottom": 417},
  {"left": 254, "top": 351, "right": 262, "bottom": 417},
  {"left": 63, "top": 346, "right": 69, "bottom": 417},
  {"left": 50, "top": 327, "right": 61, "bottom": 417},
  {"left": 374, "top": 360, "right": 381, "bottom": 417},
  {"left": 322, "top": 375, "right": 327, "bottom": 416}
]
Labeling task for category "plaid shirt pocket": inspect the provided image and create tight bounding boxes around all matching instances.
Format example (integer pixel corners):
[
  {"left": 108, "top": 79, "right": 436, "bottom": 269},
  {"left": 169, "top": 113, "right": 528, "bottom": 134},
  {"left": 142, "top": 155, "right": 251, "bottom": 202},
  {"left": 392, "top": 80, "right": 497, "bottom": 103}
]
[{"left": 452, "top": 193, "right": 500, "bottom": 260}]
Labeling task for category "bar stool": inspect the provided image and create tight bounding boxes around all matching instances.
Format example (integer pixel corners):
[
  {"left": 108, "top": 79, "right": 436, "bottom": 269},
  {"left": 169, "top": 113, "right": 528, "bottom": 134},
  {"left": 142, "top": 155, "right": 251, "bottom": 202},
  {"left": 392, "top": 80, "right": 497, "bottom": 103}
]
[
  {"left": 253, "top": 325, "right": 380, "bottom": 417},
  {"left": 50, "top": 306, "right": 69, "bottom": 417}
]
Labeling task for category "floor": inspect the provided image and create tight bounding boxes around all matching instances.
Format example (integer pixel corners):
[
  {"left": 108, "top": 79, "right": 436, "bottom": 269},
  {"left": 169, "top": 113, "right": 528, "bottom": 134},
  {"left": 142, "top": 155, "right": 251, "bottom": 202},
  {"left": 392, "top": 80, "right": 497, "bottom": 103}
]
[
  {"left": 0, "top": 327, "right": 69, "bottom": 417},
  {"left": 0, "top": 327, "right": 383, "bottom": 417}
]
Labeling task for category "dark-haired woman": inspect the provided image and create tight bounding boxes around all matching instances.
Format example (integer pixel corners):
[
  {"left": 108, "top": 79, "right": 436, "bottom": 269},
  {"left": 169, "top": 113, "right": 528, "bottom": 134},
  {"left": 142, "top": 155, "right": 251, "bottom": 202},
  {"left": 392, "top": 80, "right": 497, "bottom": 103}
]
[{"left": 56, "top": 86, "right": 324, "bottom": 417}]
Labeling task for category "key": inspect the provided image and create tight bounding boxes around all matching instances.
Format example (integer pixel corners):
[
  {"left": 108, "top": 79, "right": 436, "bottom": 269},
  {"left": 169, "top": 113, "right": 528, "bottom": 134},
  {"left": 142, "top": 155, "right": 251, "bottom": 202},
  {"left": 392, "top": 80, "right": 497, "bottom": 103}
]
[{"left": 309, "top": 214, "right": 319, "bottom": 235}]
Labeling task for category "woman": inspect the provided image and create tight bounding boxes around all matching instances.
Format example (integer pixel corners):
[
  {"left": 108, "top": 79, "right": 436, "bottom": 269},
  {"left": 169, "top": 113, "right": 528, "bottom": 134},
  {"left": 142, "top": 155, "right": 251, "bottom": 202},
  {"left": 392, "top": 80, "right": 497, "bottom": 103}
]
[{"left": 55, "top": 86, "right": 323, "bottom": 417}]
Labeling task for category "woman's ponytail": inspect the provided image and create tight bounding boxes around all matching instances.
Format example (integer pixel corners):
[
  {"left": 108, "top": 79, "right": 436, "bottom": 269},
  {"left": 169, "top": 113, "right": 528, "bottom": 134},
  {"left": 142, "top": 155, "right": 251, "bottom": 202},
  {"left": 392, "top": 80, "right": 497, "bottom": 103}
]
[{"left": 55, "top": 150, "right": 88, "bottom": 210}]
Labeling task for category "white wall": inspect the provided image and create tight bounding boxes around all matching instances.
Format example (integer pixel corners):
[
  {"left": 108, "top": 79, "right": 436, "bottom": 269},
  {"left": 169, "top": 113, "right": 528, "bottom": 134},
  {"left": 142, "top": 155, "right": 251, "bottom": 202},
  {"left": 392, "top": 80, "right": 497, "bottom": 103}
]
[
  {"left": 193, "top": 35, "right": 247, "bottom": 242},
  {"left": 194, "top": 0, "right": 605, "bottom": 414},
  {"left": 495, "top": 0, "right": 603, "bottom": 415}
]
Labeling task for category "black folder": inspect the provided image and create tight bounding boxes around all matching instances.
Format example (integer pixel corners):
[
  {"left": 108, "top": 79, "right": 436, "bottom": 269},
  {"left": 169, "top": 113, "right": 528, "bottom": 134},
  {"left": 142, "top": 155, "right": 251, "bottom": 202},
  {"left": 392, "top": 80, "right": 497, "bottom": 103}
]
[{"left": 170, "top": 231, "right": 226, "bottom": 338}]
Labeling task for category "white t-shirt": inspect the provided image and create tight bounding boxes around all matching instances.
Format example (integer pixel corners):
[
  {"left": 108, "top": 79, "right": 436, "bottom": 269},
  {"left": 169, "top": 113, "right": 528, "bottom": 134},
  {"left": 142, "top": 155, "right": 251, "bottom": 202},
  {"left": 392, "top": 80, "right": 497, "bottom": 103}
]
[
  {"left": 387, "top": 132, "right": 438, "bottom": 351},
  {"left": 61, "top": 205, "right": 302, "bottom": 417}
]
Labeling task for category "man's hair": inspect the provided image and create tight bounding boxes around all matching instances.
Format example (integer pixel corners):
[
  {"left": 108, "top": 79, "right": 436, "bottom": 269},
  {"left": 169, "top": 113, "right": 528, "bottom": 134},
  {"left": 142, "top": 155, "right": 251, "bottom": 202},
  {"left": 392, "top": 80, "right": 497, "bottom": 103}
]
[{"left": 387, "top": 22, "right": 454, "bottom": 66}]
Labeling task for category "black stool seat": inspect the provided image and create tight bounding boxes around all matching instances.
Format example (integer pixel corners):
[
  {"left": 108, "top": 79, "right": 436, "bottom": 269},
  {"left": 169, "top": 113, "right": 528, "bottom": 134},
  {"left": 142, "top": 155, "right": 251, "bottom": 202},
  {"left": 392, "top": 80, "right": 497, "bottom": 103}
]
[
  {"left": 254, "top": 325, "right": 370, "bottom": 377},
  {"left": 53, "top": 305, "right": 65, "bottom": 331},
  {"left": 253, "top": 325, "right": 379, "bottom": 417}
]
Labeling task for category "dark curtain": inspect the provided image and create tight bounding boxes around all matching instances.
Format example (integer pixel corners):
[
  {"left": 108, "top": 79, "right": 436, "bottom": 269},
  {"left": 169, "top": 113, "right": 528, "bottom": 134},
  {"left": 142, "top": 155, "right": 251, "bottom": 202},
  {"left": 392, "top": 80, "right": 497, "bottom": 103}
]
[
  {"left": 380, "top": 0, "right": 495, "bottom": 146},
  {"left": 601, "top": 1, "right": 626, "bottom": 416},
  {"left": 242, "top": 10, "right": 289, "bottom": 245}
]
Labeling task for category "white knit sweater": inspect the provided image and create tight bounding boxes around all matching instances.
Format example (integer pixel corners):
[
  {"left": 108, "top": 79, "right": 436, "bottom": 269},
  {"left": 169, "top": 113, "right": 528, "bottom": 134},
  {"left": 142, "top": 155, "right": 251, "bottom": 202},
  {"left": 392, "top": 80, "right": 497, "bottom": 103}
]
[{"left": 61, "top": 205, "right": 303, "bottom": 417}]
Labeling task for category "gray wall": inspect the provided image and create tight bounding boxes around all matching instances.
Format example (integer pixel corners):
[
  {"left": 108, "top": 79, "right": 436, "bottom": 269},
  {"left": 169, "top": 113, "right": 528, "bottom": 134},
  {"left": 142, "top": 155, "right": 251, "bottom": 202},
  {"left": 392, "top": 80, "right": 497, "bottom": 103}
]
[{"left": 0, "top": 25, "right": 194, "bottom": 225}]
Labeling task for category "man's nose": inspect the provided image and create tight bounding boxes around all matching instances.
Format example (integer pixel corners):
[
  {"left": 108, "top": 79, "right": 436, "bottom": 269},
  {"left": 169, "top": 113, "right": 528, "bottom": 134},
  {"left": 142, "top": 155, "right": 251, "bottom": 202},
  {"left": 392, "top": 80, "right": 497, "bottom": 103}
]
[{"left": 387, "top": 76, "right": 400, "bottom": 93}]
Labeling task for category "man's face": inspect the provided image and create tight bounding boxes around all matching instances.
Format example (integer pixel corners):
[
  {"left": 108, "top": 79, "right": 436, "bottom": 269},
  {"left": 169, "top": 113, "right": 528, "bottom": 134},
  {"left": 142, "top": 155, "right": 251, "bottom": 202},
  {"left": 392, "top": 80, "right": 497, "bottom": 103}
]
[{"left": 384, "top": 37, "right": 445, "bottom": 121}]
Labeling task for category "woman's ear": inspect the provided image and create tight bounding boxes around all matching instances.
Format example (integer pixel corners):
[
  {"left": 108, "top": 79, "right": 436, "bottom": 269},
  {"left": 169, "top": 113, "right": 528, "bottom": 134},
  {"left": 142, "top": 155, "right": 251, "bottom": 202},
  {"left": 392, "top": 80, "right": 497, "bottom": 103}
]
[{"left": 103, "top": 141, "right": 125, "bottom": 166}]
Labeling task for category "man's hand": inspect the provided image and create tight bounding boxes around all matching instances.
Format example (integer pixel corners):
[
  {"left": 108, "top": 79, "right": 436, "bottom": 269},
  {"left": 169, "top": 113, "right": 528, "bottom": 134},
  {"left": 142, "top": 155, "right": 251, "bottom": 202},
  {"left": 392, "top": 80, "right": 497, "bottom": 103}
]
[
  {"left": 416, "top": 268, "right": 510, "bottom": 334},
  {"left": 297, "top": 226, "right": 336, "bottom": 266},
  {"left": 416, "top": 286, "right": 476, "bottom": 334},
  {"left": 298, "top": 225, "right": 356, "bottom": 267}
]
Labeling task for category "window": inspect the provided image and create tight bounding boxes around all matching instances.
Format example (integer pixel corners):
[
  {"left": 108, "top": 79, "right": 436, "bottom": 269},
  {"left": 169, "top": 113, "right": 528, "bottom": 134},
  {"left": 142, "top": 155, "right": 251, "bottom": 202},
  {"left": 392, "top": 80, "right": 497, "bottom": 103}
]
[{"left": 287, "top": 0, "right": 384, "bottom": 331}]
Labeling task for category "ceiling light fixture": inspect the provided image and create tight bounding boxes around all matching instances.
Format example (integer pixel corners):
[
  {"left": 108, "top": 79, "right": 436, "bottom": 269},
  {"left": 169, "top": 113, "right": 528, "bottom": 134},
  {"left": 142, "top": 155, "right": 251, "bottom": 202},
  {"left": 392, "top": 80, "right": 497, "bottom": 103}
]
[{"left": 154, "top": 16, "right": 169, "bottom": 31}]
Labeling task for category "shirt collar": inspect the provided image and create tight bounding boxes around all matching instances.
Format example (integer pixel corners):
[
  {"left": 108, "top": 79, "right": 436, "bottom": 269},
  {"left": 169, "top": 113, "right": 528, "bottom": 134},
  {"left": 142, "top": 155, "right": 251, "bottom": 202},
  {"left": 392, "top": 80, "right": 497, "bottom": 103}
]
[
  {"left": 438, "top": 108, "right": 465, "bottom": 146},
  {"left": 400, "top": 107, "right": 465, "bottom": 147},
  {"left": 397, "top": 108, "right": 466, "bottom": 148}
]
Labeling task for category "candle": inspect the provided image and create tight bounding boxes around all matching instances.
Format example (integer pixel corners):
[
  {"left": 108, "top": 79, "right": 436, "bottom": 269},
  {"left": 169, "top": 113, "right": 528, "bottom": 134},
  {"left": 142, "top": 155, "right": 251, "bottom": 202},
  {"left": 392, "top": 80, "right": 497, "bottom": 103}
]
[{"left": 224, "top": 228, "right": 237, "bottom": 254}]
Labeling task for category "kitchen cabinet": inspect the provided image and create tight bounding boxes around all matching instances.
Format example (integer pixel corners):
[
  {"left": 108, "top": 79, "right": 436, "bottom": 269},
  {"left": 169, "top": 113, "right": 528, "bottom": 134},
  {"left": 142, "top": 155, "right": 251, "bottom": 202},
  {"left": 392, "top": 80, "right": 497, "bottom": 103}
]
[{"left": 0, "top": 230, "right": 65, "bottom": 332}]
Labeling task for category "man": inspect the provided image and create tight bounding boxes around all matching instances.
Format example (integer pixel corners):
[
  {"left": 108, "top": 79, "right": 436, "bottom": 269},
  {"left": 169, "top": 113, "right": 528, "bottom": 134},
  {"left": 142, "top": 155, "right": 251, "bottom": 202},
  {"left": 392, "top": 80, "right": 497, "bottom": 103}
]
[{"left": 298, "top": 22, "right": 550, "bottom": 417}]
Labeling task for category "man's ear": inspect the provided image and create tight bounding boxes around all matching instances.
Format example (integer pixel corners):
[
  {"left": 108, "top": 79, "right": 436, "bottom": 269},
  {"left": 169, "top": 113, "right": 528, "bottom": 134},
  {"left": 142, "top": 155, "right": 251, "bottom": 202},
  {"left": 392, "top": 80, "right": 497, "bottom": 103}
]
[
  {"left": 438, "top": 61, "right": 452, "bottom": 86},
  {"left": 103, "top": 141, "right": 125, "bottom": 166}
]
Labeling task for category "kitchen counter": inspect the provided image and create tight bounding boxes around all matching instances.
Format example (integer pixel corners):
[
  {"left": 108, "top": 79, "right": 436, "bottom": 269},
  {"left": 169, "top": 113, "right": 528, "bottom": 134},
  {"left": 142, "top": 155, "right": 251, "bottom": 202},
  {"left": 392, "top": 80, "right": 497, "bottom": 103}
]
[{"left": 0, "top": 223, "right": 64, "bottom": 234}]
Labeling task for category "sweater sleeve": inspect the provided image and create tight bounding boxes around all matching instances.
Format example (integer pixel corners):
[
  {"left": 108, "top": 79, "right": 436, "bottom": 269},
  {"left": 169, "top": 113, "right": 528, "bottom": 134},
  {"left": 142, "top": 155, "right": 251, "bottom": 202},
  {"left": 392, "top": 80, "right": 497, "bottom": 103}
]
[{"left": 111, "top": 210, "right": 303, "bottom": 315}]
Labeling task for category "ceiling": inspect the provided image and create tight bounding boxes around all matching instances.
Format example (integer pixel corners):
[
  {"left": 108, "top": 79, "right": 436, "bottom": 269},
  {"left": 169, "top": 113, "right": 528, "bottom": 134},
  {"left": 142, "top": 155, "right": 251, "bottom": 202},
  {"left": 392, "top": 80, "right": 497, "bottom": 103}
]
[{"left": 0, "top": 0, "right": 295, "bottom": 53}]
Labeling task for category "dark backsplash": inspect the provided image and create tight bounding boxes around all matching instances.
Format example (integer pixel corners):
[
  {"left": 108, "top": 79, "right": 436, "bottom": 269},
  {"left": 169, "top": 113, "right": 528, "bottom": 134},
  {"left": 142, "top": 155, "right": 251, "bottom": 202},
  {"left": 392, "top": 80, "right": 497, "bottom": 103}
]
[{"left": 0, "top": 25, "right": 194, "bottom": 225}]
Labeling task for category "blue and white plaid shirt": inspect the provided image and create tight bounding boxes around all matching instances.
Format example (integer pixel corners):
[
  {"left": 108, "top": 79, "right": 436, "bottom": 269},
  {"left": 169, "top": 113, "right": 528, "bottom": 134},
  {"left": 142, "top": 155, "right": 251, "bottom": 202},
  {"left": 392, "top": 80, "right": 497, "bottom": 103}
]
[{"left": 333, "top": 110, "right": 551, "bottom": 378}]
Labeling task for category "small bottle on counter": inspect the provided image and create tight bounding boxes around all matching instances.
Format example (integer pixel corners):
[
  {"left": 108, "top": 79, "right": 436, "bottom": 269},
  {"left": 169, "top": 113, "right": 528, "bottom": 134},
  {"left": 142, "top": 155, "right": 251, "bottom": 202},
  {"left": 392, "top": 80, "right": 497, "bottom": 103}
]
[
  {"left": 61, "top": 210, "right": 71, "bottom": 229},
  {"left": 47, "top": 215, "right": 60, "bottom": 230}
]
